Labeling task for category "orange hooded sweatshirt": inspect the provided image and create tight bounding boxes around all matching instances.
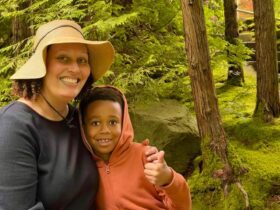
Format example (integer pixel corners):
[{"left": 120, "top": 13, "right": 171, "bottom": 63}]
[{"left": 81, "top": 86, "right": 191, "bottom": 210}]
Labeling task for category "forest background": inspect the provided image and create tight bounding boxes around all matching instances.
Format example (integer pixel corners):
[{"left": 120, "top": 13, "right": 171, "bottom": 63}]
[{"left": 0, "top": 0, "right": 279, "bottom": 209}]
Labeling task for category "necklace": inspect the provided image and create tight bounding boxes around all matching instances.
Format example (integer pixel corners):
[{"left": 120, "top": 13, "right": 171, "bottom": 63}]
[
  {"left": 40, "top": 94, "right": 68, "bottom": 121},
  {"left": 40, "top": 94, "right": 76, "bottom": 128}
]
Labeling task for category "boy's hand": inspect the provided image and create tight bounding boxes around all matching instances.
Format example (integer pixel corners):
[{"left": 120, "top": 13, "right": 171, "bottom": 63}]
[
  {"left": 143, "top": 139, "right": 159, "bottom": 162},
  {"left": 144, "top": 151, "right": 173, "bottom": 186}
]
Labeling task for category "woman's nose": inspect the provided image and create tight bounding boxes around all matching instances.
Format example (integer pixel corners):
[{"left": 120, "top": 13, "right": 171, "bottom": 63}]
[{"left": 69, "top": 62, "right": 80, "bottom": 73}]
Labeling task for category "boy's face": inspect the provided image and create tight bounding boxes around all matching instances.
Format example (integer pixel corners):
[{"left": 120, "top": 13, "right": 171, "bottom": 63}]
[{"left": 83, "top": 100, "right": 122, "bottom": 161}]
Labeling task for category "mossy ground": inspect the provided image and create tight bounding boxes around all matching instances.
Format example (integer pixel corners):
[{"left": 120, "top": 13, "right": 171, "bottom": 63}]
[{"left": 189, "top": 63, "right": 280, "bottom": 209}]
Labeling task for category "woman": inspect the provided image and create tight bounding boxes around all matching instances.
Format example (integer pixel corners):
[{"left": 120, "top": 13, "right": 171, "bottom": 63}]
[{"left": 0, "top": 20, "right": 115, "bottom": 209}]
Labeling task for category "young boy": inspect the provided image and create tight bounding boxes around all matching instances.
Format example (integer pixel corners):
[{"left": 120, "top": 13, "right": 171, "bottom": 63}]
[{"left": 79, "top": 86, "right": 191, "bottom": 210}]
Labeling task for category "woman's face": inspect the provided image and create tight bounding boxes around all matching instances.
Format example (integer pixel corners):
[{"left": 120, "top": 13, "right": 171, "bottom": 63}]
[{"left": 42, "top": 43, "right": 90, "bottom": 102}]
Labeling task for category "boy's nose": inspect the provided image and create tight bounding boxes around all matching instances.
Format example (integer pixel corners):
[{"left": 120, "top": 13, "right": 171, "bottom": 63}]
[{"left": 100, "top": 124, "right": 110, "bottom": 133}]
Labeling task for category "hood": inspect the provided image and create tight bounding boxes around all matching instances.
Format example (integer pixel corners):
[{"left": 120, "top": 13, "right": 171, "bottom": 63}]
[{"left": 79, "top": 85, "right": 134, "bottom": 165}]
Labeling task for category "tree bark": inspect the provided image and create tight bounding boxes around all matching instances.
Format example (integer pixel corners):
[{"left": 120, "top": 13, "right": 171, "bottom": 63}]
[
  {"left": 224, "top": 0, "right": 244, "bottom": 85},
  {"left": 180, "top": 0, "right": 228, "bottom": 165},
  {"left": 253, "top": 0, "right": 280, "bottom": 122},
  {"left": 11, "top": 1, "right": 33, "bottom": 48},
  {"left": 12, "top": 17, "right": 31, "bottom": 44}
]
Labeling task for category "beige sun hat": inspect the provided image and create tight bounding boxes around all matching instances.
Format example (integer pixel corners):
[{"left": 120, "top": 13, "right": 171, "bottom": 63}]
[{"left": 10, "top": 19, "right": 115, "bottom": 81}]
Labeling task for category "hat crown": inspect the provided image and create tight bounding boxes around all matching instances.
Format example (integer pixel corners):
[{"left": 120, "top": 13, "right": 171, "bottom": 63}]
[{"left": 33, "top": 20, "right": 83, "bottom": 51}]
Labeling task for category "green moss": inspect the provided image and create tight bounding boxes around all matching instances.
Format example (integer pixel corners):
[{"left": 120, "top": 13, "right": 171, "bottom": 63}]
[
  {"left": 202, "top": 136, "right": 225, "bottom": 171},
  {"left": 189, "top": 170, "right": 223, "bottom": 209},
  {"left": 231, "top": 140, "right": 280, "bottom": 208},
  {"left": 190, "top": 137, "right": 231, "bottom": 209},
  {"left": 190, "top": 65, "right": 280, "bottom": 209},
  {"left": 224, "top": 184, "right": 250, "bottom": 210}
]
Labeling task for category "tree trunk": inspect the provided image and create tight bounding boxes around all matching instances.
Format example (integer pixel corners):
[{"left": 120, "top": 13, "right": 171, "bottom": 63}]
[
  {"left": 180, "top": 0, "right": 229, "bottom": 173},
  {"left": 11, "top": 1, "right": 33, "bottom": 48},
  {"left": 224, "top": 0, "right": 244, "bottom": 86},
  {"left": 253, "top": 0, "right": 280, "bottom": 122},
  {"left": 180, "top": 2, "right": 250, "bottom": 207},
  {"left": 12, "top": 17, "right": 31, "bottom": 44}
]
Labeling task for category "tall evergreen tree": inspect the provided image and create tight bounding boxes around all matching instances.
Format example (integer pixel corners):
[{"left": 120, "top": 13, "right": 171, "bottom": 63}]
[
  {"left": 223, "top": 0, "right": 244, "bottom": 85},
  {"left": 253, "top": 0, "right": 280, "bottom": 122},
  {"left": 180, "top": 0, "right": 249, "bottom": 208}
]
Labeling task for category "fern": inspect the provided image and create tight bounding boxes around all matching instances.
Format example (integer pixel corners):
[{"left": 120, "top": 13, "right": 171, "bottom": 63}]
[{"left": 0, "top": 0, "right": 254, "bottom": 106}]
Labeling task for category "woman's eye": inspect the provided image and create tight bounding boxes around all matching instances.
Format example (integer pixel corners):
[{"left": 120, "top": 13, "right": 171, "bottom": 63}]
[
  {"left": 78, "top": 57, "right": 88, "bottom": 65},
  {"left": 57, "top": 56, "right": 69, "bottom": 63}
]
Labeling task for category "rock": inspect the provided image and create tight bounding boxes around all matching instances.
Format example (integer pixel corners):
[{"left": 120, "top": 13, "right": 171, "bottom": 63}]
[
  {"left": 129, "top": 99, "right": 201, "bottom": 174},
  {"left": 239, "top": 32, "right": 254, "bottom": 42}
]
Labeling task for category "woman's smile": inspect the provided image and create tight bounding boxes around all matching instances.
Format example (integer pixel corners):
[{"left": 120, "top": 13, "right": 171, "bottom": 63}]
[{"left": 60, "top": 76, "right": 80, "bottom": 85}]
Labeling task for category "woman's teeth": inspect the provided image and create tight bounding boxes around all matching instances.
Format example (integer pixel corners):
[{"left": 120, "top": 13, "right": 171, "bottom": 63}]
[{"left": 61, "top": 77, "right": 79, "bottom": 84}]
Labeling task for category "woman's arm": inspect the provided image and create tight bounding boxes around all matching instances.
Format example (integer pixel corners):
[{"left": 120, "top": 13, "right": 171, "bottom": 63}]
[{"left": 0, "top": 113, "right": 43, "bottom": 210}]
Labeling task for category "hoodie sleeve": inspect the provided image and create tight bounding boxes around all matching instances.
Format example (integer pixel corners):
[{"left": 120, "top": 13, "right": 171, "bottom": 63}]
[
  {"left": 141, "top": 142, "right": 191, "bottom": 210},
  {"left": 155, "top": 168, "right": 192, "bottom": 210}
]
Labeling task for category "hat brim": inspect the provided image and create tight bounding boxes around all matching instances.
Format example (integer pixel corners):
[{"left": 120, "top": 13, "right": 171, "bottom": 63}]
[{"left": 10, "top": 37, "right": 115, "bottom": 81}]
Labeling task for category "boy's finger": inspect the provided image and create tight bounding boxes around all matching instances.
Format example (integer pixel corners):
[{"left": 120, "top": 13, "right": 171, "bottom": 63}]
[{"left": 155, "top": 151, "right": 165, "bottom": 164}]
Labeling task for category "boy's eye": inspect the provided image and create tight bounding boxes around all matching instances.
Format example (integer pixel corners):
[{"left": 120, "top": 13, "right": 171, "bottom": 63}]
[
  {"left": 90, "top": 121, "right": 100, "bottom": 126},
  {"left": 109, "top": 120, "right": 118, "bottom": 126}
]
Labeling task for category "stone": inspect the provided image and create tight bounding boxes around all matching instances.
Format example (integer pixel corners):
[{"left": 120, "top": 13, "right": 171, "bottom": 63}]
[
  {"left": 239, "top": 32, "right": 254, "bottom": 42},
  {"left": 129, "top": 99, "right": 201, "bottom": 174}
]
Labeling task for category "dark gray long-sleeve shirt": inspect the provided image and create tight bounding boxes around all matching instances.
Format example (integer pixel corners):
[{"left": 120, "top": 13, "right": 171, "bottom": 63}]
[{"left": 0, "top": 101, "right": 99, "bottom": 210}]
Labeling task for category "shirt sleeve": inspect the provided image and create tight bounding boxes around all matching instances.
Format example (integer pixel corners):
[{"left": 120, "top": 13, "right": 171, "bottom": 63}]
[
  {"left": 0, "top": 113, "right": 43, "bottom": 210},
  {"left": 156, "top": 168, "right": 192, "bottom": 210}
]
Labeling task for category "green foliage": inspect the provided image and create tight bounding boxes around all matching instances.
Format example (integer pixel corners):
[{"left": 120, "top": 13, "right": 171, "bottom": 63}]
[
  {"left": 0, "top": 38, "right": 33, "bottom": 77},
  {"left": 275, "top": 0, "right": 280, "bottom": 18},
  {"left": 226, "top": 39, "right": 253, "bottom": 66},
  {"left": 83, "top": 12, "right": 140, "bottom": 40},
  {"left": 204, "top": 0, "right": 226, "bottom": 68},
  {"left": 0, "top": 0, "right": 190, "bottom": 106},
  {"left": 204, "top": 1, "right": 253, "bottom": 71},
  {"left": 96, "top": 0, "right": 191, "bottom": 103},
  {"left": 0, "top": 0, "right": 252, "bottom": 107},
  {"left": 0, "top": 77, "right": 14, "bottom": 107}
]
